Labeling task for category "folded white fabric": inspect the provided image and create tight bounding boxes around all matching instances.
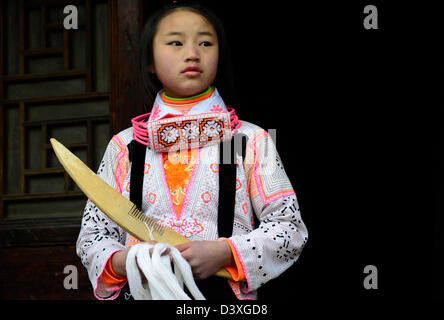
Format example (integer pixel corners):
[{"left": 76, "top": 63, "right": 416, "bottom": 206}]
[{"left": 125, "top": 242, "right": 205, "bottom": 300}]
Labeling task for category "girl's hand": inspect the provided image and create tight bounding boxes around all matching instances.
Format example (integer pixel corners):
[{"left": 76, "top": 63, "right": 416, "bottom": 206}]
[
  {"left": 111, "top": 240, "right": 170, "bottom": 277},
  {"left": 175, "top": 240, "right": 234, "bottom": 280}
]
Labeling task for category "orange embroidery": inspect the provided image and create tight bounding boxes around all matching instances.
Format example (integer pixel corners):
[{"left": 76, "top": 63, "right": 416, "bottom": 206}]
[
  {"left": 163, "top": 149, "right": 198, "bottom": 218},
  {"left": 210, "top": 163, "right": 219, "bottom": 173},
  {"left": 148, "top": 192, "right": 156, "bottom": 204},
  {"left": 236, "top": 178, "right": 242, "bottom": 191},
  {"left": 127, "top": 235, "right": 140, "bottom": 247}
]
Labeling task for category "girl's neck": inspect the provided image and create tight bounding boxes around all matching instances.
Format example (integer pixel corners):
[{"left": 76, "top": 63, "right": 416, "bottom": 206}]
[
  {"left": 161, "top": 87, "right": 214, "bottom": 115},
  {"left": 162, "top": 86, "right": 212, "bottom": 103}
]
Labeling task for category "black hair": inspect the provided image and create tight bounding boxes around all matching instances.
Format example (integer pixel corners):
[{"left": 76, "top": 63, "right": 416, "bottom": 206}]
[{"left": 140, "top": 1, "right": 236, "bottom": 110}]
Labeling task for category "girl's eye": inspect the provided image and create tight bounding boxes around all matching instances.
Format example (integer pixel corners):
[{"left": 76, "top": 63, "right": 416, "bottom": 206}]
[
  {"left": 168, "top": 41, "right": 183, "bottom": 46},
  {"left": 200, "top": 41, "right": 213, "bottom": 47}
]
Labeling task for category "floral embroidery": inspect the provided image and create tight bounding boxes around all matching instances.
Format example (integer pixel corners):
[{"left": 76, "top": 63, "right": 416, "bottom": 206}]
[
  {"left": 201, "top": 191, "right": 212, "bottom": 203},
  {"left": 160, "top": 213, "right": 204, "bottom": 237},
  {"left": 202, "top": 120, "right": 222, "bottom": 138},
  {"left": 210, "top": 104, "right": 223, "bottom": 112},
  {"left": 147, "top": 113, "right": 231, "bottom": 152},
  {"left": 111, "top": 135, "right": 129, "bottom": 193},
  {"left": 148, "top": 192, "right": 156, "bottom": 204},
  {"left": 125, "top": 181, "right": 130, "bottom": 193},
  {"left": 242, "top": 202, "right": 249, "bottom": 214},
  {"left": 150, "top": 105, "right": 161, "bottom": 121},
  {"left": 144, "top": 163, "right": 151, "bottom": 174},
  {"left": 163, "top": 149, "right": 198, "bottom": 218},
  {"left": 159, "top": 125, "right": 179, "bottom": 144},
  {"left": 236, "top": 178, "right": 242, "bottom": 191},
  {"left": 181, "top": 122, "right": 200, "bottom": 140},
  {"left": 210, "top": 163, "right": 219, "bottom": 173}
]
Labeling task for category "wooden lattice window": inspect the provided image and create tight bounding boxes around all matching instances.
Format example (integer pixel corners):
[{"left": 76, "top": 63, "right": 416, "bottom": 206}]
[{"left": 0, "top": 0, "right": 111, "bottom": 219}]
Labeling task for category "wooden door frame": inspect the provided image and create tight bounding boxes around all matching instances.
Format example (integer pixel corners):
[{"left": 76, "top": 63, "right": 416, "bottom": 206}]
[
  {"left": 0, "top": 0, "right": 146, "bottom": 299},
  {"left": 109, "top": 0, "right": 145, "bottom": 134}
]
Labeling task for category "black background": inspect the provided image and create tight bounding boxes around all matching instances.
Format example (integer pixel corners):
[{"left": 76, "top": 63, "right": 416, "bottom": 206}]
[{"left": 198, "top": 0, "right": 444, "bottom": 303}]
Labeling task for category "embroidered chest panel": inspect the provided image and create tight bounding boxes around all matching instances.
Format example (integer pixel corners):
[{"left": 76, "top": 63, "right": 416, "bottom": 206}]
[
  {"left": 141, "top": 146, "right": 219, "bottom": 240},
  {"left": 147, "top": 112, "right": 232, "bottom": 153}
]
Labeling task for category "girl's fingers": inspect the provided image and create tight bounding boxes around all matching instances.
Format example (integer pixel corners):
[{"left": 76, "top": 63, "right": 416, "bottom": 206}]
[
  {"left": 142, "top": 241, "right": 170, "bottom": 256},
  {"left": 163, "top": 247, "right": 171, "bottom": 256},
  {"left": 175, "top": 242, "right": 193, "bottom": 252}
]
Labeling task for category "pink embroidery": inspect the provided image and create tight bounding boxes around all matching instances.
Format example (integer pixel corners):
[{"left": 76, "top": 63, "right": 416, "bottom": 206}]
[
  {"left": 160, "top": 213, "right": 204, "bottom": 237},
  {"left": 111, "top": 135, "right": 129, "bottom": 193},
  {"left": 148, "top": 192, "right": 156, "bottom": 204},
  {"left": 210, "top": 104, "right": 223, "bottom": 112},
  {"left": 249, "top": 130, "right": 295, "bottom": 204},
  {"left": 228, "top": 107, "right": 241, "bottom": 130},
  {"left": 201, "top": 191, "right": 212, "bottom": 203},
  {"left": 150, "top": 105, "right": 161, "bottom": 121},
  {"left": 236, "top": 178, "right": 242, "bottom": 191}
]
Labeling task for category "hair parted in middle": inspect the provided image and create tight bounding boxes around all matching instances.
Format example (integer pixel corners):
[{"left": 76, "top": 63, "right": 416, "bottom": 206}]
[{"left": 140, "top": 1, "right": 237, "bottom": 111}]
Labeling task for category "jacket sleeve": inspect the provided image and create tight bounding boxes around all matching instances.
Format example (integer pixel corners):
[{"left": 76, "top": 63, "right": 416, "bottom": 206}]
[
  {"left": 76, "top": 136, "right": 130, "bottom": 300},
  {"left": 227, "top": 128, "right": 308, "bottom": 293}
]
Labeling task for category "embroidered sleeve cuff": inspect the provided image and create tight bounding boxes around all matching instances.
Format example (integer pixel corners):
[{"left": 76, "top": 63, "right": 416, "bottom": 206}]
[
  {"left": 219, "top": 238, "right": 246, "bottom": 282},
  {"left": 101, "top": 251, "right": 127, "bottom": 286}
]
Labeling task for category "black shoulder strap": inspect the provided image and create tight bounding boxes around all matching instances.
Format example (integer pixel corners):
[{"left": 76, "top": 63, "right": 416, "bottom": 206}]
[
  {"left": 217, "top": 132, "right": 250, "bottom": 238},
  {"left": 217, "top": 139, "right": 237, "bottom": 238},
  {"left": 128, "top": 140, "right": 146, "bottom": 211}
]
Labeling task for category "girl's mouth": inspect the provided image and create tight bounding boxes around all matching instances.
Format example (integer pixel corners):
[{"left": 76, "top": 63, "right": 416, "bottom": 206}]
[{"left": 181, "top": 66, "right": 202, "bottom": 77}]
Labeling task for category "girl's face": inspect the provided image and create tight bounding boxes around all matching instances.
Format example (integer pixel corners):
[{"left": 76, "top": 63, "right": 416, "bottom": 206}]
[{"left": 151, "top": 9, "right": 219, "bottom": 98}]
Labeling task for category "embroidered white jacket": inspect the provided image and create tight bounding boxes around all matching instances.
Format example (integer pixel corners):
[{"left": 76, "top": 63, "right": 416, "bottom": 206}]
[{"left": 76, "top": 90, "right": 308, "bottom": 300}]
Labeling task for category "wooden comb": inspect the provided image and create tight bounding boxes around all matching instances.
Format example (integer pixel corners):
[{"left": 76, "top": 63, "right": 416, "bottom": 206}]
[{"left": 50, "top": 138, "right": 231, "bottom": 279}]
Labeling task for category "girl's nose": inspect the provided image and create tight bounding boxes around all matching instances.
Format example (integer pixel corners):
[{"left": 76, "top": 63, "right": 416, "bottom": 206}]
[{"left": 184, "top": 44, "right": 200, "bottom": 62}]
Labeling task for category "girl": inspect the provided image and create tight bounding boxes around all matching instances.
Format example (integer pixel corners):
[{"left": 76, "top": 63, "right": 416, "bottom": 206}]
[{"left": 76, "top": 2, "right": 308, "bottom": 300}]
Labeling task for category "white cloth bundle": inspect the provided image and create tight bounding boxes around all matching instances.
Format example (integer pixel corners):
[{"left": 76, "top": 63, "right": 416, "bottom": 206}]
[{"left": 125, "top": 242, "right": 206, "bottom": 300}]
